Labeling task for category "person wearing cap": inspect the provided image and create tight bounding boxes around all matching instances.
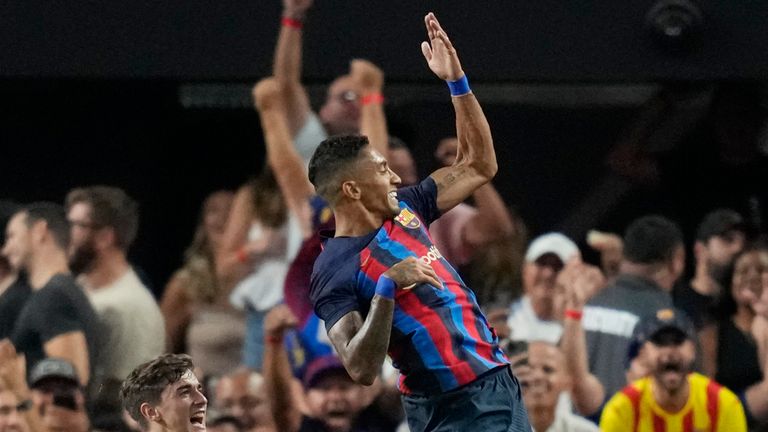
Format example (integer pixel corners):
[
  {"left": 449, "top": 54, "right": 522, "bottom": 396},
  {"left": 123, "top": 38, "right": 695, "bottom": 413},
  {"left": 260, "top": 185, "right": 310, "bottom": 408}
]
[
  {"left": 673, "top": 208, "right": 746, "bottom": 331},
  {"left": 582, "top": 215, "right": 685, "bottom": 398},
  {"left": 261, "top": 305, "right": 385, "bottom": 432},
  {"left": 28, "top": 358, "right": 90, "bottom": 432},
  {"left": 600, "top": 308, "right": 747, "bottom": 432},
  {"left": 0, "top": 201, "right": 32, "bottom": 341},
  {"left": 507, "top": 232, "right": 583, "bottom": 344}
]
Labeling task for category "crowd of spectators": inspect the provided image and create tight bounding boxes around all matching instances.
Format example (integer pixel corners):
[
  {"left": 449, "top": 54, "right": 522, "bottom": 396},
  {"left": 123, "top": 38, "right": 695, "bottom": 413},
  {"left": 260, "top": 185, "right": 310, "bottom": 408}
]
[{"left": 1, "top": 1, "right": 767, "bottom": 431}]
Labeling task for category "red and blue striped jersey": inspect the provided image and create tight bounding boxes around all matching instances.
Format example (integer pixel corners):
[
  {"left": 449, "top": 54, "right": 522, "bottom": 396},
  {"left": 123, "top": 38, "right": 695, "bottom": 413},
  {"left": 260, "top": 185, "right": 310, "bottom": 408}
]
[{"left": 310, "top": 177, "right": 508, "bottom": 395}]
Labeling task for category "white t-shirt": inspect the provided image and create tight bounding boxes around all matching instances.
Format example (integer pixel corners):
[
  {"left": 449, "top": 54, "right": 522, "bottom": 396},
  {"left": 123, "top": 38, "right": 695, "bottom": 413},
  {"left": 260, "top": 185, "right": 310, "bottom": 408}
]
[
  {"left": 86, "top": 268, "right": 165, "bottom": 380},
  {"left": 507, "top": 295, "right": 563, "bottom": 344}
]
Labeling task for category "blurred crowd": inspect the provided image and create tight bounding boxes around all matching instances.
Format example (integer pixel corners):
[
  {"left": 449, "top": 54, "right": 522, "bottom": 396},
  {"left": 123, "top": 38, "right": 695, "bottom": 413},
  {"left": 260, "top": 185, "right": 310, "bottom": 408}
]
[{"left": 2, "top": 1, "right": 768, "bottom": 432}]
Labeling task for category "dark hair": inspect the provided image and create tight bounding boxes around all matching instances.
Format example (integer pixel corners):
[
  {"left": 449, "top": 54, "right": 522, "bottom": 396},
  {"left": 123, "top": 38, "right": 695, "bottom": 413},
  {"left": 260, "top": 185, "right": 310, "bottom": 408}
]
[
  {"left": 387, "top": 136, "right": 409, "bottom": 151},
  {"left": 623, "top": 215, "right": 683, "bottom": 264},
  {"left": 308, "top": 135, "right": 370, "bottom": 203},
  {"left": 65, "top": 186, "right": 139, "bottom": 251},
  {"left": 695, "top": 208, "right": 745, "bottom": 242},
  {"left": 120, "top": 354, "right": 195, "bottom": 429},
  {"left": 249, "top": 167, "right": 287, "bottom": 229},
  {"left": 21, "top": 202, "right": 70, "bottom": 251}
]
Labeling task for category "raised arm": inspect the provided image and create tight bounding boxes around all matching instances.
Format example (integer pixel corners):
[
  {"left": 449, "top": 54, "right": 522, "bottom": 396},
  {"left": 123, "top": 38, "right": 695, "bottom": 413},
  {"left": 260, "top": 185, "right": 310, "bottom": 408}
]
[
  {"left": 327, "top": 257, "right": 441, "bottom": 385},
  {"left": 350, "top": 60, "right": 389, "bottom": 156},
  {"left": 420, "top": 13, "right": 496, "bottom": 213},
  {"left": 253, "top": 78, "right": 315, "bottom": 236},
  {"left": 558, "top": 260, "right": 606, "bottom": 415},
  {"left": 273, "top": 0, "right": 314, "bottom": 135},
  {"left": 263, "top": 306, "right": 303, "bottom": 432}
]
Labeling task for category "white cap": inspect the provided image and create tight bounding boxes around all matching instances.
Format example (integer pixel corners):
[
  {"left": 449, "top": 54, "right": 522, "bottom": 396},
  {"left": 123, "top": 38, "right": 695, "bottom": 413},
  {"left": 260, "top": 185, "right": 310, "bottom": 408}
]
[{"left": 525, "top": 232, "right": 580, "bottom": 263}]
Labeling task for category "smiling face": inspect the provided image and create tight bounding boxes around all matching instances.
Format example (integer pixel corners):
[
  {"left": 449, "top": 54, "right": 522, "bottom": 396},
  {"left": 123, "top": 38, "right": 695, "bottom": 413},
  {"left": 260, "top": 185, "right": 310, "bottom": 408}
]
[
  {"left": 515, "top": 342, "right": 569, "bottom": 413},
  {"left": 731, "top": 249, "right": 768, "bottom": 310},
  {"left": 145, "top": 370, "right": 207, "bottom": 432},
  {"left": 347, "top": 146, "right": 402, "bottom": 218},
  {"left": 0, "top": 390, "right": 28, "bottom": 432},
  {"left": 304, "top": 371, "right": 364, "bottom": 432}
]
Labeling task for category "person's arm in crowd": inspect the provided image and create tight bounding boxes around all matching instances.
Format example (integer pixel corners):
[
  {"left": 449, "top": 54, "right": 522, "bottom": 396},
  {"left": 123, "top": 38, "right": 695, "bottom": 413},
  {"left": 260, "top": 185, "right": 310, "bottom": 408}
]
[
  {"left": 253, "top": 78, "right": 315, "bottom": 237},
  {"left": 43, "top": 332, "right": 89, "bottom": 386},
  {"left": 328, "top": 257, "right": 441, "bottom": 385},
  {"left": 215, "top": 184, "right": 283, "bottom": 290},
  {"left": 420, "top": 14, "right": 496, "bottom": 213},
  {"left": 558, "top": 259, "right": 606, "bottom": 416},
  {"left": 159, "top": 273, "right": 193, "bottom": 353},
  {"left": 351, "top": 60, "right": 389, "bottom": 155},
  {"left": 273, "top": 0, "right": 314, "bottom": 135},
  {"left": 586, "top": 230, "right": 624, "bottom": 282},
  {"left": 263, "top": 305, "right": 303, "bottom": 432},
  {"left": 434, "top": 137, "right": 515, "bottom": 247},
  {"left": 0, "top": 340, "right": 46, "bottom": 432}
]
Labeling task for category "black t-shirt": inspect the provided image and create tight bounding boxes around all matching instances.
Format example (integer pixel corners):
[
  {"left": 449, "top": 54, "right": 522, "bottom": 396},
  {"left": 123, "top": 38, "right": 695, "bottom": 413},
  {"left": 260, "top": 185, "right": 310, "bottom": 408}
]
[
  {"left": 10, "top": 273, "right": 100, "bottom": 377},
  {"left": 673, "top": 282, "right": 716, "bottom": 330},
  {"left": 0, "top": 276, "right": 32, "bottom": 339},
  {"left": 715, "top": 318, "right": 763, "bottom": 395}
]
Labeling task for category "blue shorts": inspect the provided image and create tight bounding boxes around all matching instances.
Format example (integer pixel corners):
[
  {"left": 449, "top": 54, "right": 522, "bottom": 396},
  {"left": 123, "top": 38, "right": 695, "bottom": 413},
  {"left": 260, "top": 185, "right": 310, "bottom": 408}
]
[{"left": 402, "top": 366, "right": 532, "bottom": 432}]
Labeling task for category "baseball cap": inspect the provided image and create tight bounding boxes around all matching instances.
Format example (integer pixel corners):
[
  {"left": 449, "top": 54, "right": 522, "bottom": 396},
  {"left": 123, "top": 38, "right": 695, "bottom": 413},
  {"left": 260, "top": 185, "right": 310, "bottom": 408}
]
[
  {"left": 302, "top": 355, "right": 351, "bottom": 389},
  {"left": 525, "top": 232, "right": 580, "bottom": 263},
  {"left": 696, "top": 209, "right": 745, "bottom": 242},
  {"left": 626, "top": 309, "right": 696, "bottom": 365},
  {"left": 29, "top": 358, "right": 80, "bottom": 388}
]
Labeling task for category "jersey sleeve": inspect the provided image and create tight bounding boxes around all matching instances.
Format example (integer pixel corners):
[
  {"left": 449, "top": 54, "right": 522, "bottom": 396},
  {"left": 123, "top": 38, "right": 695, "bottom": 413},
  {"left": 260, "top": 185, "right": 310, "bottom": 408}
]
[
  {"left": 396, "top": 177, "right": 440, "bottom": 226},
  {"left": 599, "top": 393, "right": 635, "bottom": 432},
  {"left": 716, "top": 387, "right": 747, "bottom": 432},
  {"left": 310, "top": 265, "right": 361, "bottom": 333}
]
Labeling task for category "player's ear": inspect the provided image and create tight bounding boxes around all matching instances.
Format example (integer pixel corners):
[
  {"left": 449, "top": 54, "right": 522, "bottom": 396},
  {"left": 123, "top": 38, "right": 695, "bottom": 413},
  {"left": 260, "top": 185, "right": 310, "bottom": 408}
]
[{"left": 341, "top": 180, "right": 361, "bottom": 200}]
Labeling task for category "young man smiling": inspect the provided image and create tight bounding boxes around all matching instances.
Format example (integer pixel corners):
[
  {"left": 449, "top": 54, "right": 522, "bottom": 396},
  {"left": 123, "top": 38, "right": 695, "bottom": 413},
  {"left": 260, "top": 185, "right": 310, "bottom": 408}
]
[{"left": 121, "top": 354, "right": 208, "bottom": 432}]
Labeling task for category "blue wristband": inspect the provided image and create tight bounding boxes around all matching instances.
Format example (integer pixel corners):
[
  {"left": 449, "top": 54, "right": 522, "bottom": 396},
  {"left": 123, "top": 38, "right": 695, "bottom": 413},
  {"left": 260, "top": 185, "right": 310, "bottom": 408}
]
[
  {"left": 375, "top": 275, "right": 396, "bottom": 300},
  {"left": 447, "top": 75, "right": 471, "bottom": 96}
]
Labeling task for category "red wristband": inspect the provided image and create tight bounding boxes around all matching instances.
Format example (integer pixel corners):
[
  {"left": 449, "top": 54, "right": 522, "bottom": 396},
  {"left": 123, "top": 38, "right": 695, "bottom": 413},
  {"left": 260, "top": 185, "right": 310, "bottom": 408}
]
[
  {"left": 361, "top": 93, "right": 385, "bottom": 106},
  {"left": 565, "top": 309, "right": 583, "bottom": 321},
  {"left": 236, "top": 247, "right": 249, "bottom": 264},
  {"left": 266, "top": 334, "right": 283, "bottom": 345},
  {"left": 281, "top": 17, "right": 303, "bottom": 29}
]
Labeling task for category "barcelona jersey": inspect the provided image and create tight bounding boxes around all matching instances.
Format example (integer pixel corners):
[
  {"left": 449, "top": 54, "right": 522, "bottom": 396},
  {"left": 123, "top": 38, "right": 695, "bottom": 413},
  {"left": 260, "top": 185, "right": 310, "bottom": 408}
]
[
  {"left": 310, "top": 177, "right": 508, "bottom": 395},
  {"left": 600, "top": 373, "right": 747, "bottom": 432}
]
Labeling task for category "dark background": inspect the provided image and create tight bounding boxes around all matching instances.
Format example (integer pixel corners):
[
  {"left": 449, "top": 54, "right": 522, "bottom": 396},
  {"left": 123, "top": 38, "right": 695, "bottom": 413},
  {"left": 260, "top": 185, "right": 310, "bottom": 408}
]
[{"left": 2, "top": 1, "right": 768, "bottom": 294}]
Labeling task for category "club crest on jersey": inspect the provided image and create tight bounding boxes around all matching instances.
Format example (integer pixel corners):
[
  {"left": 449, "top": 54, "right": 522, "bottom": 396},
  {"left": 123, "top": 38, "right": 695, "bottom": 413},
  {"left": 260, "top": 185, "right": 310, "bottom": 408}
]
[{"left": 395, "top": 208, "right": 421, "bottom": 229}]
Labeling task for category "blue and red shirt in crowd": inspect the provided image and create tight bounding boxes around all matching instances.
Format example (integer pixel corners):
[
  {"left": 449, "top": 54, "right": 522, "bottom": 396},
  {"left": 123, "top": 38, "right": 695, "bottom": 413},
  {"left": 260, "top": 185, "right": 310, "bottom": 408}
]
[{"left": 310, "top": 177, "right": 508, "bottom": 395}]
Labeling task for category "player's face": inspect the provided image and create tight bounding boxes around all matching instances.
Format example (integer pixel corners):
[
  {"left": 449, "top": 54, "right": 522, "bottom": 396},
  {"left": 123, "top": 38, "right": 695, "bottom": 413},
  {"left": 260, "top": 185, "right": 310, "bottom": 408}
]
[
  {"left": 354, "top": 147, "right": 402, "bottom": 217},
  {"left": 305, "top": 372, "right": 364, "bottom": 432},
  {"left": 2, "top": 214, "right": 32, "bottom": 272},
  {"left": 646, "top": 331, "right": 695, "bottom": 394},
  {"left": 148, "top": 370, "right": 208, "bottom": 432}
]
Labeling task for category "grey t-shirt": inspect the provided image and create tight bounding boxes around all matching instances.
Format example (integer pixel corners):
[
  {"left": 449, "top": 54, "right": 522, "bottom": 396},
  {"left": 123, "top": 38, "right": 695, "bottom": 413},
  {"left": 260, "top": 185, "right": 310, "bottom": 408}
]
[{"left": 583, "top": 274, "right": 673, "bottom": 397}]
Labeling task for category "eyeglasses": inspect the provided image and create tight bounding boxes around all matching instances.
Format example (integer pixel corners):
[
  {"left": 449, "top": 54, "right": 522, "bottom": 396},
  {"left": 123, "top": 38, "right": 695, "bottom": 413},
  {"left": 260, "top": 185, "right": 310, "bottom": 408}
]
[{"left": 68, "top": 219, "right": 100, "bottom": 230}]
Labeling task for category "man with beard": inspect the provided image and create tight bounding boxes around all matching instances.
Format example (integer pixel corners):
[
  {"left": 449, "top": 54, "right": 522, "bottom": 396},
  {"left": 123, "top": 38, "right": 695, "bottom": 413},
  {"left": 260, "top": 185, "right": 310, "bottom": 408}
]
[
  {"left": 674, "top": 209, "right": 746, "bottom": 330},
  {"left": 65, "top": 186, "right": 165, "bottom": 430},
  {"left": 601, "top": 308, "right": 746, "bottom": 432},
  {"left": 2, "top": 203, "right": 98, "bottom": 387}
]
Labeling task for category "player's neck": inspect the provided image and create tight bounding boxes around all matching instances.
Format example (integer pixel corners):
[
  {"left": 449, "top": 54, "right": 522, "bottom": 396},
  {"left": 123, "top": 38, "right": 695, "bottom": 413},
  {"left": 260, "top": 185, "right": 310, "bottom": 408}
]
[{"left": 333, "top": 205, "right": 386, "bottom": 237}]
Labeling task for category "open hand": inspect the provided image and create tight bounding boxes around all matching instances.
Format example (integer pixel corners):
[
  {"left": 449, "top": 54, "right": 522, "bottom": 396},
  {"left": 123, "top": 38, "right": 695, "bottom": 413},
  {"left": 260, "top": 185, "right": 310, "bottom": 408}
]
[
  {"left": 0, "top": 339, "right": 30, "bottom": 399},
  {"left": 385, "top": 256, "right": 442, "bottom": 290},
  {"left": 420, "top": 13, "right": 464, "bottom": 81}
]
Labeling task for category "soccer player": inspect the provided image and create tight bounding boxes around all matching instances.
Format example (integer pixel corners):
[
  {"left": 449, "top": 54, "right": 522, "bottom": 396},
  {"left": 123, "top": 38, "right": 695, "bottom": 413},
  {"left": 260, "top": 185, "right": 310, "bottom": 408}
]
[{"left": 308, "top": 13, "right": 530, "bottom": 431}]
